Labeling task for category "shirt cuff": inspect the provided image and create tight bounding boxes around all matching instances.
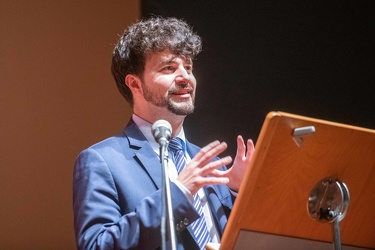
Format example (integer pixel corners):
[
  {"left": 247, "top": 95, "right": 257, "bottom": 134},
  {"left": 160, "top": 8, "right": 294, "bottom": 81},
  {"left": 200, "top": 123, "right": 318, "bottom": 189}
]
[{"left": 173, "top": 180, "right": 194, "bottom": 203}]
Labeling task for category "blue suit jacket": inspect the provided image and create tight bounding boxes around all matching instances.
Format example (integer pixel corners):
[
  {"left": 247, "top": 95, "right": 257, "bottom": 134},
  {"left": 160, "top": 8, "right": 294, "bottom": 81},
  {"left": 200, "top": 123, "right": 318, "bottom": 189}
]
[{"left": 73, "top": 119, "right": 234, "bottom": 249}]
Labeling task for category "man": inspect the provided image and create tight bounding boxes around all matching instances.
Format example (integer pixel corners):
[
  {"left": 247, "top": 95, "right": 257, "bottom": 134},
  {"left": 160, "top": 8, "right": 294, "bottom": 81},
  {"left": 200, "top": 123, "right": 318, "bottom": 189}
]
[{"left": 73, "top": 17, "right": 254, "bottom": 249}]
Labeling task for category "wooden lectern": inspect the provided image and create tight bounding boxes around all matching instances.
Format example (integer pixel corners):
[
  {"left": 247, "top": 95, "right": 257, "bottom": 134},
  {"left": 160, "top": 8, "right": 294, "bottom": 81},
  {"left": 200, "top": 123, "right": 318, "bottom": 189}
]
[{"left": 218, "top": 111, "right": 375, "bottom": 250}]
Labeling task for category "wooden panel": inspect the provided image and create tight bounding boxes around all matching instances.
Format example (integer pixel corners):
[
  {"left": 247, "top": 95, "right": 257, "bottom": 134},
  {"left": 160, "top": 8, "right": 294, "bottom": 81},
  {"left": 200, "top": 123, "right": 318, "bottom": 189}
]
[{"left": 221, "top": 111, "right": 375, "bottom": 249}]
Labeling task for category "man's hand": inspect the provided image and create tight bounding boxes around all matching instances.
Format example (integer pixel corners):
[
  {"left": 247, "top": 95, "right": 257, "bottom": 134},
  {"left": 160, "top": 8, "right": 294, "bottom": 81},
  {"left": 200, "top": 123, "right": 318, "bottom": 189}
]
[
  {"left": 177, "top": 136, "right": 254, "bottom": 195},
  {"left": 177, "top": 140, "right": 233, "bottom": 195},
  {"left": 215, "top": 136, "right": 255, "bottom": 192}
]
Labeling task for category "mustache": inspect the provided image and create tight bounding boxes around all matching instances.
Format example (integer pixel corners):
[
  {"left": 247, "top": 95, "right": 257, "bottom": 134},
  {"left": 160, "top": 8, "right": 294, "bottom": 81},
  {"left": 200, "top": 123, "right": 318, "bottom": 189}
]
[{"left": 168, "top": 86, "right": 194, "bottom": 93}]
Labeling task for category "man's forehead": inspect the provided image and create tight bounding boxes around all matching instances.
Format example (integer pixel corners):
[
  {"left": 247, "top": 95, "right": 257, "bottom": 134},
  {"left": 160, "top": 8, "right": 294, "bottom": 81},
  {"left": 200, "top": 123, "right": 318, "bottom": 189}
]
[{"left": 146, "top": 50, "right": 192, "bottom": 64}]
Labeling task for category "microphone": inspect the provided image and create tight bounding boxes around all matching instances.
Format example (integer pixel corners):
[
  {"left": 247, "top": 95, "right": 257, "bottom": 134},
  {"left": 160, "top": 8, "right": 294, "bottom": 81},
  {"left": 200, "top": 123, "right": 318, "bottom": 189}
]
[
  {"left": 152, "top": 120, "right": 172, "bottom": 145},
  {"left": 152, "top": 119, "right": 177, "bottom": 249}
]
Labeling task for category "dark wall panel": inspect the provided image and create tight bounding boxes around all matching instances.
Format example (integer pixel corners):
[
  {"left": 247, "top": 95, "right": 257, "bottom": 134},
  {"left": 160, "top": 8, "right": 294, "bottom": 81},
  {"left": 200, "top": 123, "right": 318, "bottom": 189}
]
[{"left": 142, "top": 0, "right": 374, "bottom": 157}]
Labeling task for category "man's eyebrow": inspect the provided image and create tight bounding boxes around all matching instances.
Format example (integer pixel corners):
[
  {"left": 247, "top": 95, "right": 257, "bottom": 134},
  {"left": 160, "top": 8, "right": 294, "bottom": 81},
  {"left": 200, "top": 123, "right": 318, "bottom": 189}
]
[
  {"left": 159, "top": 56, "right": 192, "bottom": 65},
  {"left": 159, "top": 57, "right": 175, "bottom": 65}
]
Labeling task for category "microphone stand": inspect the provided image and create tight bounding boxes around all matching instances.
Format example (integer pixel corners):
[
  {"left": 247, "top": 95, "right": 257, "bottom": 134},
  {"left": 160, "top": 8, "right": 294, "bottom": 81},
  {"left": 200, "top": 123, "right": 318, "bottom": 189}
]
[{"left": 159, "top": 140, "right": 177, "bottom": 250}]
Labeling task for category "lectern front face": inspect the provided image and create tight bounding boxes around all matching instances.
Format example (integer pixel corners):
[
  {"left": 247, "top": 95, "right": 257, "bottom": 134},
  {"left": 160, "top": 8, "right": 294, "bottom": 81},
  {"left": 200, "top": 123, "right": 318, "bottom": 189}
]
[{"left": 220, "top": 111, "right": 375, "bottom": 250}]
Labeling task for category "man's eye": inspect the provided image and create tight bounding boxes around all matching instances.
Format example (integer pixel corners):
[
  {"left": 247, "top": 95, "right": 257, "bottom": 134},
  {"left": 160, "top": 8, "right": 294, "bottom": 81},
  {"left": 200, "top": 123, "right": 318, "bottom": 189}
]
[
  {"left": 162, "top": 66, "right": 174, "bottom": 72},
  {"left": 185, "top": 66, "right": 193, "bottom": 72}
]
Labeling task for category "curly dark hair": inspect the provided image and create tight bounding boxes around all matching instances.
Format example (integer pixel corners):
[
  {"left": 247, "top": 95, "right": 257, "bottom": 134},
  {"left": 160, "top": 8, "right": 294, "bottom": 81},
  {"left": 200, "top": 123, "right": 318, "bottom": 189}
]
[{"left": 111, "top": 16, "right": 202, "bottom": 106}]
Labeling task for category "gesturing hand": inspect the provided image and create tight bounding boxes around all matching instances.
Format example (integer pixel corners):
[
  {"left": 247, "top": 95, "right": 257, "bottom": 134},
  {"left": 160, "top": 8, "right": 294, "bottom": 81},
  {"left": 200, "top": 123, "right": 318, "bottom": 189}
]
[
  {"left": 177, "top": 136, "right": 254, "bottom": 195},
  {"left": 215, "top": 136, "right": 255, "bottom": 192},
  {"left": 177, "top": 140, "right": 233, "bottom": 195}
]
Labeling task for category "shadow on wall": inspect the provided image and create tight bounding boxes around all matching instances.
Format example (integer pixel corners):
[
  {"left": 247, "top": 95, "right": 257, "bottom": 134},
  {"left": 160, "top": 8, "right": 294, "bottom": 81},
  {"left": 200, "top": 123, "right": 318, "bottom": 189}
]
[{"left": 0, "top": 1, "right": 139, "bottom": 248}]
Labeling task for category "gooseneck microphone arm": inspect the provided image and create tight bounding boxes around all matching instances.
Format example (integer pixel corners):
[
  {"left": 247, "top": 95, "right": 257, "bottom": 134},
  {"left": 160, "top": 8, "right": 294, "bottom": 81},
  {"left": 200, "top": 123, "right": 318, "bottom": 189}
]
[{"left": 152, "top": 120, "right": 177, "bottom": 250}]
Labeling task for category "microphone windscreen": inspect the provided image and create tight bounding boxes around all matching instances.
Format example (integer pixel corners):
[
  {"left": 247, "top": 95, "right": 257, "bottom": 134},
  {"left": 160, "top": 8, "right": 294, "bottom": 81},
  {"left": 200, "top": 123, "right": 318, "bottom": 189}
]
[
  {"left": 152, "top": 120, "right": 172, "bottom": 143},
  {"left": 152, "top": 119, "right": 172, "bottom": 133}
]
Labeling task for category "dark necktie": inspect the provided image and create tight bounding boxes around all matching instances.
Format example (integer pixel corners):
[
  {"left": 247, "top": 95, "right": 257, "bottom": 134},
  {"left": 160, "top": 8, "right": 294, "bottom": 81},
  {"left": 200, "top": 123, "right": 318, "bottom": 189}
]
[{"left": 168, "top": 137, "right": 211, "bottom": 249}]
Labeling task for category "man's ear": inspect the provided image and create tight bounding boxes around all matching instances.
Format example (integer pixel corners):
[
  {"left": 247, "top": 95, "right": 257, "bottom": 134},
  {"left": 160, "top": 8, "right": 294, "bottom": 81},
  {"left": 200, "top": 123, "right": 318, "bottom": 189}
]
[{"left": 125, "top": 74, "right": 142, "bottom": 94}]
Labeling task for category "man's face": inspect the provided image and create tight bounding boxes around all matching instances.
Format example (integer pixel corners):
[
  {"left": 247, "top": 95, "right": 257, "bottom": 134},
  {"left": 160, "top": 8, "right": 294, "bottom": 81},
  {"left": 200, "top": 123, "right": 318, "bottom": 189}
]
[{"left": 141, "top": 50, "right": 196, "bottom": 116}]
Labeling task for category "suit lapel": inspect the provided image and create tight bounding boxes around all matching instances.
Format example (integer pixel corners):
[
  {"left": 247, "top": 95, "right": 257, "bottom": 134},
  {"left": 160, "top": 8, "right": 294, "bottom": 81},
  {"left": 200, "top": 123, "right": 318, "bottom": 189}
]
[{"left": 124, "top": 120, "right": 162, "bottom": 189}]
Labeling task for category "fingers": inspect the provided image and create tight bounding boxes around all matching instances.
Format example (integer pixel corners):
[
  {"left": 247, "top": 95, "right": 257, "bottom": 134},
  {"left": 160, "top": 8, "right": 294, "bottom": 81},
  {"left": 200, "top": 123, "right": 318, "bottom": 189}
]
[
  {"left": 236, "top": 135, "right": 246, "bottom": 157},
  {"left": 180, "top": 140, "right": 231, "bottom": 193},
  {"left": 188, "top": 176, "right": 230, "bottom": 195},
  {"left": 203, "top": 176, "right": 230, "bottom": 186},
  {"left": 246, "top": 138, "right": 255, "bottom": 157},
  {"left": 179, "top": 137, "right": 254, "bottom": 194},
  {"left": 193, "top": 140, "right": 228, "bottom": 167},
  {"left": 236, "top": 135, "right": 255, "bottom": 158},
  {"left": 201, "top": 156, "right": 232, "bottom": 176}
]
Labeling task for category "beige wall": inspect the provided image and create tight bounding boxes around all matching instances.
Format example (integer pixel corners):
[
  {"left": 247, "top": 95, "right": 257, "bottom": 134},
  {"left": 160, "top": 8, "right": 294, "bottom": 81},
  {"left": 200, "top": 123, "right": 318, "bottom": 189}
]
[{"left": 0, "top": 1, "right": 139, "bottom": 248}]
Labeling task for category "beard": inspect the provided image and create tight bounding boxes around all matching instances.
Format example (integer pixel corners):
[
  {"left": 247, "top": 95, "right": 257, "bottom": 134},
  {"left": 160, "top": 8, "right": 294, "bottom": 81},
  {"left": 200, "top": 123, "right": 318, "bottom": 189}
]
[{"left": 142, "top": 83, "right": 195, "bottom": 116}]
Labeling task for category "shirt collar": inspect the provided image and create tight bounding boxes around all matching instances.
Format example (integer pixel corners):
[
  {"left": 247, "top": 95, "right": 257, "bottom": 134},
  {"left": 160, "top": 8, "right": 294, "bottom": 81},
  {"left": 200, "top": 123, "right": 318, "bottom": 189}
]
[{"left": 132, "top": 114, "right": 186, "bottom": 154}]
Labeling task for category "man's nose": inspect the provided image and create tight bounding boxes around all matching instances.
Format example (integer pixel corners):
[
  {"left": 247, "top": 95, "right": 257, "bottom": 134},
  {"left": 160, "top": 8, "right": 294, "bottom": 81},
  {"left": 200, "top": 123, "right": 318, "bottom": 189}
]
[{"left": 175, "top": 67, "right": 190, "bottom": 82}]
